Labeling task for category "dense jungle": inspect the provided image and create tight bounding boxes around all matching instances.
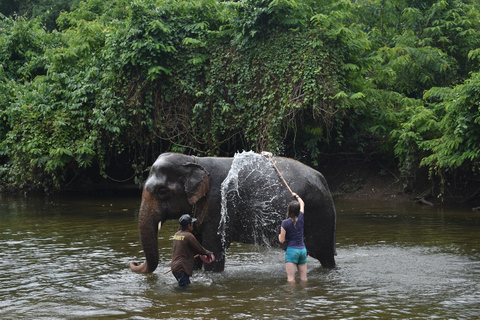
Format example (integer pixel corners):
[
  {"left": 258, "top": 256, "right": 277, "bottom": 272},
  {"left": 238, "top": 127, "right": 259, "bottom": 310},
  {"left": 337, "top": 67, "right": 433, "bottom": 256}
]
[{"left": 1, "top": 0, "right": 480, "bottom": 207}]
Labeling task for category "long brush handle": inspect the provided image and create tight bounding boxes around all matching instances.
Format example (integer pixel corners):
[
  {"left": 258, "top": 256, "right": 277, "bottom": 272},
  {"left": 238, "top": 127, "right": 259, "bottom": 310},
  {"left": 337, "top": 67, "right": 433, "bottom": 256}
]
[{"left": 263, "top": 153, "right": 294, "bottom": 196}]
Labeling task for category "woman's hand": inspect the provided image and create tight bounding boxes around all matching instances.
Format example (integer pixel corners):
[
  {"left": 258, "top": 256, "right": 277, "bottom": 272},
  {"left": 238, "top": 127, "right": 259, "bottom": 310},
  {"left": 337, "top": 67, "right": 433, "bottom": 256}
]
[{"left": 292, "top": 192, "right": 305, "bottom": 213}]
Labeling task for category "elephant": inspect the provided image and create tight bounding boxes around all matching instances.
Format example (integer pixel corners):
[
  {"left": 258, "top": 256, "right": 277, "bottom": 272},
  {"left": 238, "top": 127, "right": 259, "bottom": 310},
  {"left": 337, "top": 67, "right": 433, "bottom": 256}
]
[{"left": 129, "top": 151, "right": 337, "bottom": 273}]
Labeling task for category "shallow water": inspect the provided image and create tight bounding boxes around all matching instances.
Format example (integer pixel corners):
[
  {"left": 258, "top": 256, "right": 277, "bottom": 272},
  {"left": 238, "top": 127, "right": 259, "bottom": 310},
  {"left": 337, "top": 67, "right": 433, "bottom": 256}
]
[{"left": 1, "top": 194, "right": 479, "bottom": 319}]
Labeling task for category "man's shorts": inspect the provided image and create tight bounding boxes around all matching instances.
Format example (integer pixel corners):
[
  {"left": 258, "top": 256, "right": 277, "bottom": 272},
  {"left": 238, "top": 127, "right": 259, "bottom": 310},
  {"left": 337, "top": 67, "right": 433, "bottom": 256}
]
[
  {"left": 285, "top": 247, "right": 307, "bottom": 265},
  {"left": 173, "top": 272, "right": 191, "bottom": 287}
]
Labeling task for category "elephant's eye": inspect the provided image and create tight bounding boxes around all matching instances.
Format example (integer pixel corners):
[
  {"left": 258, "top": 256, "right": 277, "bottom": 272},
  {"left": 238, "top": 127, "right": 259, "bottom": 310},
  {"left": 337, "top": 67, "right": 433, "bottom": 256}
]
[{"left": 157, "top": 186, "right": 170, "bottom": 198}]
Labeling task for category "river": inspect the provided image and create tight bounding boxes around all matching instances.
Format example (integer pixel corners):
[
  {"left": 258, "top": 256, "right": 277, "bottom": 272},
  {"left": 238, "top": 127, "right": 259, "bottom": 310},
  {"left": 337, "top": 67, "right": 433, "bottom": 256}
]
[{"left": 1, "top": 193, "right": 479, "bottom": 319}]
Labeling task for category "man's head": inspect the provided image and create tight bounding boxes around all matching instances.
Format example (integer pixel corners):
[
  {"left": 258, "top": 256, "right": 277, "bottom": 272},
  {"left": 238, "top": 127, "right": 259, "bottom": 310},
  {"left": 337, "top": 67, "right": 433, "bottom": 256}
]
[{"left": 179, "top": 214, "right": 197, "bottom": 230}]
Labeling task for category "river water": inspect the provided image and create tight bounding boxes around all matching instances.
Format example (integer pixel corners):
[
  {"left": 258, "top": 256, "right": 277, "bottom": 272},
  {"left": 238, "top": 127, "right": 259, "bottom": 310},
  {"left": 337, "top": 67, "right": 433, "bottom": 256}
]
[{"left": 1, "top": 193, "right": 479, "bottom": 319}]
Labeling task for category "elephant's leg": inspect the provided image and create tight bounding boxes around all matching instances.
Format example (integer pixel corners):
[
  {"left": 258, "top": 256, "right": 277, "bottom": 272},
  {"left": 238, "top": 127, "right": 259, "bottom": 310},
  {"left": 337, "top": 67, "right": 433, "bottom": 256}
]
[
  {"left": 318, "top": 251, "right": 336, "bottom": 269},
  {"left": 307, "top": 244, "right": 336, "bottom": 268},
  {"left": 193, "top": 233, "right": 204, "bottom": 270},
  {"left": 304, "top": 207, "right": 337, "bottom": 268},
  {"left": 202, "top": 232, "right": 226, "bottom": 272},
  {"left": 305, "top": 228, "right": 336, "bottom": 268}
]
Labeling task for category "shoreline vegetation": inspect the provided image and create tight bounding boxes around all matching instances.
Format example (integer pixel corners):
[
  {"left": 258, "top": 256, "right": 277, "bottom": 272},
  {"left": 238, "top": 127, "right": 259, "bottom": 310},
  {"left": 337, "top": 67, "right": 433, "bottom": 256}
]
[
  {"left": 1, "top": 1, "right": 480, "bottom": 208},
  {"left": 2, "top": 156, "right": 479, "bottom": 211}
]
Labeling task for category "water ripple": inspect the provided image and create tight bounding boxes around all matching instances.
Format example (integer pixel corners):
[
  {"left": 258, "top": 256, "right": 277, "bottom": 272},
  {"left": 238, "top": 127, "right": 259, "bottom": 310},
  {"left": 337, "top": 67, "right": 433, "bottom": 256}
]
[{"left": 1, "top": 196, "right": 480, "bottom": 319}]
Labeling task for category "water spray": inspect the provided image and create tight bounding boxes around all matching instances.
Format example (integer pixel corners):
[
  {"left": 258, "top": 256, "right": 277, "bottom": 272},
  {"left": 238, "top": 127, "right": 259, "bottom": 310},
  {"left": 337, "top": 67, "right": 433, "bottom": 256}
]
[{"left": 218, "top": 151, "right": 288, "bottom": 250}]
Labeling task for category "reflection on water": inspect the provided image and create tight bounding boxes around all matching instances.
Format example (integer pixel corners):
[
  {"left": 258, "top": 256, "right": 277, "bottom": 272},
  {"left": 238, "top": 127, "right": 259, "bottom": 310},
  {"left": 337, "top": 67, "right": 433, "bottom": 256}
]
[{"left": 1, "top": 195, "right": 479, "bottom": 319}]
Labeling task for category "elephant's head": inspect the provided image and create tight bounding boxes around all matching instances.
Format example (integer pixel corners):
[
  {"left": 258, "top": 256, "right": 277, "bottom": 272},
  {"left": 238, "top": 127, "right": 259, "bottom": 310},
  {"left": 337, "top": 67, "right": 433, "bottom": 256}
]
[{"left": 129, "top": 153, "right": 210, "bottom": 273}]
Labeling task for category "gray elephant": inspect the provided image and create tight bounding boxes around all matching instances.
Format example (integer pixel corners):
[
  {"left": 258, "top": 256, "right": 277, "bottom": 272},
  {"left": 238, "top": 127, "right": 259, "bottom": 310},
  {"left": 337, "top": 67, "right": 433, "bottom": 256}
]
[{"left": 129, "top": 151, "right": 337, "bottom": 273}]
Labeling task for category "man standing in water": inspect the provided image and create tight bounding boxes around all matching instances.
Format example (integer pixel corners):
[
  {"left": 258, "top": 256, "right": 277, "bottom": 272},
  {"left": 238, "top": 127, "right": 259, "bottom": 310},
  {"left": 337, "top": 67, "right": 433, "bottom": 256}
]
[
  {"left": 278, "top": 193, "right": 307, "bottom": 282},
  {"left": 171, "top": 214, "right": 213, "bottom": 288}
]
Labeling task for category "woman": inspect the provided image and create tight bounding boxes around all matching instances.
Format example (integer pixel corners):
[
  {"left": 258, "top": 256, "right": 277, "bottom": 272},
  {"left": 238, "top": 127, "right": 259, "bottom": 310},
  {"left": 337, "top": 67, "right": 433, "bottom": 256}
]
[{"left": 278, "top": 192, "right": 307, "bottom": 282}]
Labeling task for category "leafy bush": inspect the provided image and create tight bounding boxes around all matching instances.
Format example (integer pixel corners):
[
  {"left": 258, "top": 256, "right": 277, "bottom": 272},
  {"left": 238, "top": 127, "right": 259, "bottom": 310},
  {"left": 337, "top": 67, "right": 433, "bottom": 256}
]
[{"left": 1, "top": 0, "right": 480, "bottom": 196}]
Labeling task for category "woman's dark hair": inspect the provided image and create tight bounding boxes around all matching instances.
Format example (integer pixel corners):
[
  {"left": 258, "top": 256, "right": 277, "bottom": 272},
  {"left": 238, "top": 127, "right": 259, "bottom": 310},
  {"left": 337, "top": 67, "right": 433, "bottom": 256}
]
[{"left": 287, "top": 200, "right": 301, "bottom": 228}]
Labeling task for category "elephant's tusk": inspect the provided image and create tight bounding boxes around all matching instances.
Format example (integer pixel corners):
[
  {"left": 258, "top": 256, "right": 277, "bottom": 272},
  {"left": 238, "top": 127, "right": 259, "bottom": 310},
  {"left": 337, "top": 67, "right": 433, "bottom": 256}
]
[{"left": 158, "top": 221, "right": 162, "bottom": 231}]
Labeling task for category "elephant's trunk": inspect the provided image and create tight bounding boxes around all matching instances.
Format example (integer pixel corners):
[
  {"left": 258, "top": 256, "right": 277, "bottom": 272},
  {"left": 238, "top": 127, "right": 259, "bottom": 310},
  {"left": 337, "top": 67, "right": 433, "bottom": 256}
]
[{"left": 130, "top": 190, "right": 161, "bottom": 273}]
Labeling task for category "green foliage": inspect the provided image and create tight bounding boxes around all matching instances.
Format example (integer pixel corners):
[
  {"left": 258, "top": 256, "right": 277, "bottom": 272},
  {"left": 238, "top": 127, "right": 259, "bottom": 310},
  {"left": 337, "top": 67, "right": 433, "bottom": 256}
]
[
  {"left": 0, "top": 8, "right": 126, "bottom": 189},
  {"left": 375, "top": 35, "right": 452, "bottom": 97},
  {"left": 56, "top": 0, "right": 128, "bottom": 30},
  {"left": 351, "top": 0, "right": 480, "bottom": 191},
  {"left": 193, "top": 28, "right": 346, "bottom": 155},
  {"left": 231, "top": 0, "right": 312, "bottom": 47},
  {"left": 420, "top": 72, "right": 480, "bottom": 173},
  {"left": 357, "top": 0, "right": 480, "bottom": 98},
  {"left": 387, "top": 69, "right": 480, "bottom": 191},
  {"left": 1, "top": 0, "right": 480, "bottom": 194},
  {"left": 0, "top": 15, "right": 47, "bottom": 81},
  {"left": 0, "top": 0, "right": 82, "bottom": 31},
  {"left": 390, "top": 100, "right": 439, "bottom": 178}
]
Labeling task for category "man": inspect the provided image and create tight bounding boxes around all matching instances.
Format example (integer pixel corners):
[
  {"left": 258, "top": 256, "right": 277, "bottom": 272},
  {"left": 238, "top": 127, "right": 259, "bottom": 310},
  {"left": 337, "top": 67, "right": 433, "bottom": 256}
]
[{"left": 171, "top": 214, "right": 213, "bottom": 288}]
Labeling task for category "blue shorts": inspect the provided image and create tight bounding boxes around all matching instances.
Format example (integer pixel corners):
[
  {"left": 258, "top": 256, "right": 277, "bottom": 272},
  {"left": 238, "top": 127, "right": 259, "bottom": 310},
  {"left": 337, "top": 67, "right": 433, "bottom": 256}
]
[{"left": 285, "top": 247, "right": 307, "bottom": 265}]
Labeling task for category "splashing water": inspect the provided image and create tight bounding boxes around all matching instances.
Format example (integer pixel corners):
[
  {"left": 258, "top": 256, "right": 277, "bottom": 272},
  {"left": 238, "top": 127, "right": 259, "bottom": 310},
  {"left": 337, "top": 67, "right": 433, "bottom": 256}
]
[
  {"left": 218, "top": 151, "right": 290, "bottom": 252},
  {"left": 2, "top": 194, "right": 480, "bottom": 319}
]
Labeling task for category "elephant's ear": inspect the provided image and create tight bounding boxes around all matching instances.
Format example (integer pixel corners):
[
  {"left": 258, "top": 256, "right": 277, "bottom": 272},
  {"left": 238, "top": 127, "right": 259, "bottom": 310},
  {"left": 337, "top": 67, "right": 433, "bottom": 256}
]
[{"left": 184, "top": 163, "right": 211, "bottom": 205}]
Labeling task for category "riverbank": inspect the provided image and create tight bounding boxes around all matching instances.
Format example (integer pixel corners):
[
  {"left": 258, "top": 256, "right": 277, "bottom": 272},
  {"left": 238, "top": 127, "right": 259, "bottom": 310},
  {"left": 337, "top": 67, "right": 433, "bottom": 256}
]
[
  {"left": 2, "top": 155, "right": 479, "bottom": 209},
  {"left": 323, "top": 160, "right": 410, "bottom": 203},
  {"left": 322, "top": 159, "right": 480, "bottom": 210}
]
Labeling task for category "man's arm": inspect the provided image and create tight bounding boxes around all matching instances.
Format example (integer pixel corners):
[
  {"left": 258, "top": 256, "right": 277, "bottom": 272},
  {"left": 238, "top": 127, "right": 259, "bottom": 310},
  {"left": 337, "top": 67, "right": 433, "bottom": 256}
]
[{"left": 187, "top": 233, "right": 212, "bottom": 256}]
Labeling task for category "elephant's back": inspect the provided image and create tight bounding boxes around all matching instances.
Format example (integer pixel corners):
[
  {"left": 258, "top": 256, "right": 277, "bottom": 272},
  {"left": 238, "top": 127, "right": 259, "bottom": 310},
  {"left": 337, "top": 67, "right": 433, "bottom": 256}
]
[{"left": 272, "top": 157, "right": 331, "bottom": 195}]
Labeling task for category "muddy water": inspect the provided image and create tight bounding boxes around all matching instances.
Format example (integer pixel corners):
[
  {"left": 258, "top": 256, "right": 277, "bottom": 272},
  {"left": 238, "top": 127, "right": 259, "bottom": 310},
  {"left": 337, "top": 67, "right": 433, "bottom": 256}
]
[{"left": 1, "top": 194, "right": 479, "bottom": 319}]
